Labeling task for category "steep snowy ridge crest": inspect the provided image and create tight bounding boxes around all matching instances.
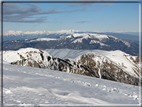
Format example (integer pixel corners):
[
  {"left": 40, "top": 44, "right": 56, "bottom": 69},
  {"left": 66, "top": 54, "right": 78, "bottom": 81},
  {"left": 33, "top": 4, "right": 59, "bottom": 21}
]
[
  {"left": 3, "top": 48, "right": 141, "bottom": 86},
  {"left": 28, "top": 33, "right": 129, "bottom": 47}
]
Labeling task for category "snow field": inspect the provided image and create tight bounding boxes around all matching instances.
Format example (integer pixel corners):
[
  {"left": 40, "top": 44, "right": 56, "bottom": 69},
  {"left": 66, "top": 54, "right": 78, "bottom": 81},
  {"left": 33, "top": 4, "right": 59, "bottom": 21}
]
[{"left": 3, "top": 62, "right": 140, "bottom": 106}]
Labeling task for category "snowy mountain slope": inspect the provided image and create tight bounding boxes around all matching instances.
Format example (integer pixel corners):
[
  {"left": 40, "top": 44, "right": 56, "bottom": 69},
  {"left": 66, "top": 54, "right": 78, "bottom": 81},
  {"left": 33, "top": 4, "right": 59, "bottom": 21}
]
[
  {"left": 24, "top": 33, "right": 130, "bottom": 48},
  {"left": 3, "top": 30, "right": 139, "bottom": 43},
  {"left": 3, "top": 33, "right": 139, "bottom": 56},
  {"left": 46, "top": 49, "right": 141, "bottom": 77},
  {"left": 3, "top": 62, "right": 141, "bottom": 106},
  {"left": 3, "top": 48, "right": 51, "bottom": 63},
  {"left": 2, "top": 48, "right": 141, "bottom": 86},
  {"left": 29, "top": 33, "right": 130, "bottom": 48},
  {"left": 90, "top": 40, "right": 109, "bottom": 46},
  {"left": 45, "top": 49, "right": 141, "bottom": 85}
]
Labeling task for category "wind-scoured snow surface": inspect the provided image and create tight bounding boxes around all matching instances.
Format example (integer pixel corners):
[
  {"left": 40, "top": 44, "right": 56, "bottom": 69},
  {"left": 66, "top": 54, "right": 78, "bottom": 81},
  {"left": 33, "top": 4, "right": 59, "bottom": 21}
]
[{"left": 3, "top": 61, "right": 141, "bottom": 106}]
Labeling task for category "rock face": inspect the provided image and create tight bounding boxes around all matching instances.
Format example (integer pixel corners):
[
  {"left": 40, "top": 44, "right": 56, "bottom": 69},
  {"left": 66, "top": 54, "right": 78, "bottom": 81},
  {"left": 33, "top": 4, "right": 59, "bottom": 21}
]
[
  {"left": 74, "top": 53, "right": 140, "bottom": 85},
  {"left": 5, "top": 48, "right": 141, "bottom": 86}
]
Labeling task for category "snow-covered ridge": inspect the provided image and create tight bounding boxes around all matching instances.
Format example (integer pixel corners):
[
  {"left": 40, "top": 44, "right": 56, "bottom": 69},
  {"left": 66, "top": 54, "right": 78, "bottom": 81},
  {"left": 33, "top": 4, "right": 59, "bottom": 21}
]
[
  {"left": 3, "top": 48, "right": 51, "bottom": 63},
  {"left": 3, "top": 48, "right": 141, "bottom": 78},
  {"left": 45, "top": 49, "right": 141, "bottom": 78},
  {"left": 2, "top": 48, "right": 141, "bottom": 86},
  {"left": 3, "top": 32, "right": 134, "bottom": 55},
  {"left": 89, "top": 40, "right": 109, "bottom": 46},
  {"left": 27, "top": 33, "right": 130, "bottom": 47},
  {"left": 89, "top": 34, "right": 109, "bottom": 41},
  {"left": 121, "top": 40, "right": 131, "bottom": 47},
  {"left": 28, "top": 33, "right": 111, "bottom": 44},
  {"left": 72, "top": 38, "right": 83, "bottom": 43},
  {"left": 66, "top": 33, "right": 108, "bottom": 40},
  {"left": 71, "top": 33, "right": 90, "bottom": 38},
  {"left": 30, "top": 38, "right": 57, "bottom": 42},
  {"left": 108, "top": 35, "right": 131, "bottom": 47}
]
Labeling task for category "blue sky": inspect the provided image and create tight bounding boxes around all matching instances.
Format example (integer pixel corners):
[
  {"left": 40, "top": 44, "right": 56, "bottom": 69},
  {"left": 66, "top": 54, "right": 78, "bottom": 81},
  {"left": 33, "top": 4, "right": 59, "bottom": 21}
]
[{"left": 3, "top": 2, "right": 139, "bottom": 33}]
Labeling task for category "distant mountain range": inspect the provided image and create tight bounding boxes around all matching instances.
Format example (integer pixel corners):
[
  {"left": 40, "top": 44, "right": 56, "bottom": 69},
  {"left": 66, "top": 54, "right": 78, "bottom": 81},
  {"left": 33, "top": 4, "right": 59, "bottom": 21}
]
[
  {"left": 3, "top": 30, "right": 139, "bottom": 43},
  {"left": 3, "top": 33, "right": 139, "bottom": 56},
  {"left": 2, "top": 31, "right": 141, "bottom": 87},
  {"left": 3, "top": 48, "right": 141, "bottom": 86}
]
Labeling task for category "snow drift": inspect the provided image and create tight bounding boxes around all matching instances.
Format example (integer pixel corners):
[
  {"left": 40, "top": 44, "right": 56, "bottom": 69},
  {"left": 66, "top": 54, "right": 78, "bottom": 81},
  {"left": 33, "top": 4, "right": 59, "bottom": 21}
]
[{"left": 3, "top": 61, "right": 140, "bottom": 106}]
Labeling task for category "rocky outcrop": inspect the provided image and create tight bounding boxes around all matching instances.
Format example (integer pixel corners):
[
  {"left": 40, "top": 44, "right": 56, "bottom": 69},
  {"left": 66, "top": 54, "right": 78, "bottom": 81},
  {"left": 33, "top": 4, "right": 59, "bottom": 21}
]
[
  {"left": 9, "top": 49, "right": 142, "bottom": 86},
  {"left": 74, "top": 53, "right": 141, "bottom": 86}
]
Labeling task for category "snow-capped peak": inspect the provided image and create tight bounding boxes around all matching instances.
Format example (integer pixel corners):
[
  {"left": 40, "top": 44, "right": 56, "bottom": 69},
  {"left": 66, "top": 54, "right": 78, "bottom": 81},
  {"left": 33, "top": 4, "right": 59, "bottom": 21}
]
[
  {"left": 70, "top": 33, "right": 110, "bottom": 43},
  {"left": 3, "top": 29, "right": 80, "bottom": 36},
  {"left": 3, "top": 48, "right": 51, "bottom": 63},
  {"left": 89, "top": 34, "right": 109, "bottom": 41},
  {"left": 4, "top": 30, "right": 23, "bottom": 36}
]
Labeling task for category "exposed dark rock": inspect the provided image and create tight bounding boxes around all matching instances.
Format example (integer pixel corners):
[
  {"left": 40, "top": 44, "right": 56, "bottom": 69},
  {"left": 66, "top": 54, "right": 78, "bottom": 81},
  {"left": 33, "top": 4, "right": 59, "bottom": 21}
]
[
  {"left": 47, "top": 56, "right": 51, "bottom": 61},
  {"left": 10, "top": 50, "right": 141, "bottom": 86},
  {"left": 40, "top": 53, "right": 44, "bottom": 61}
]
